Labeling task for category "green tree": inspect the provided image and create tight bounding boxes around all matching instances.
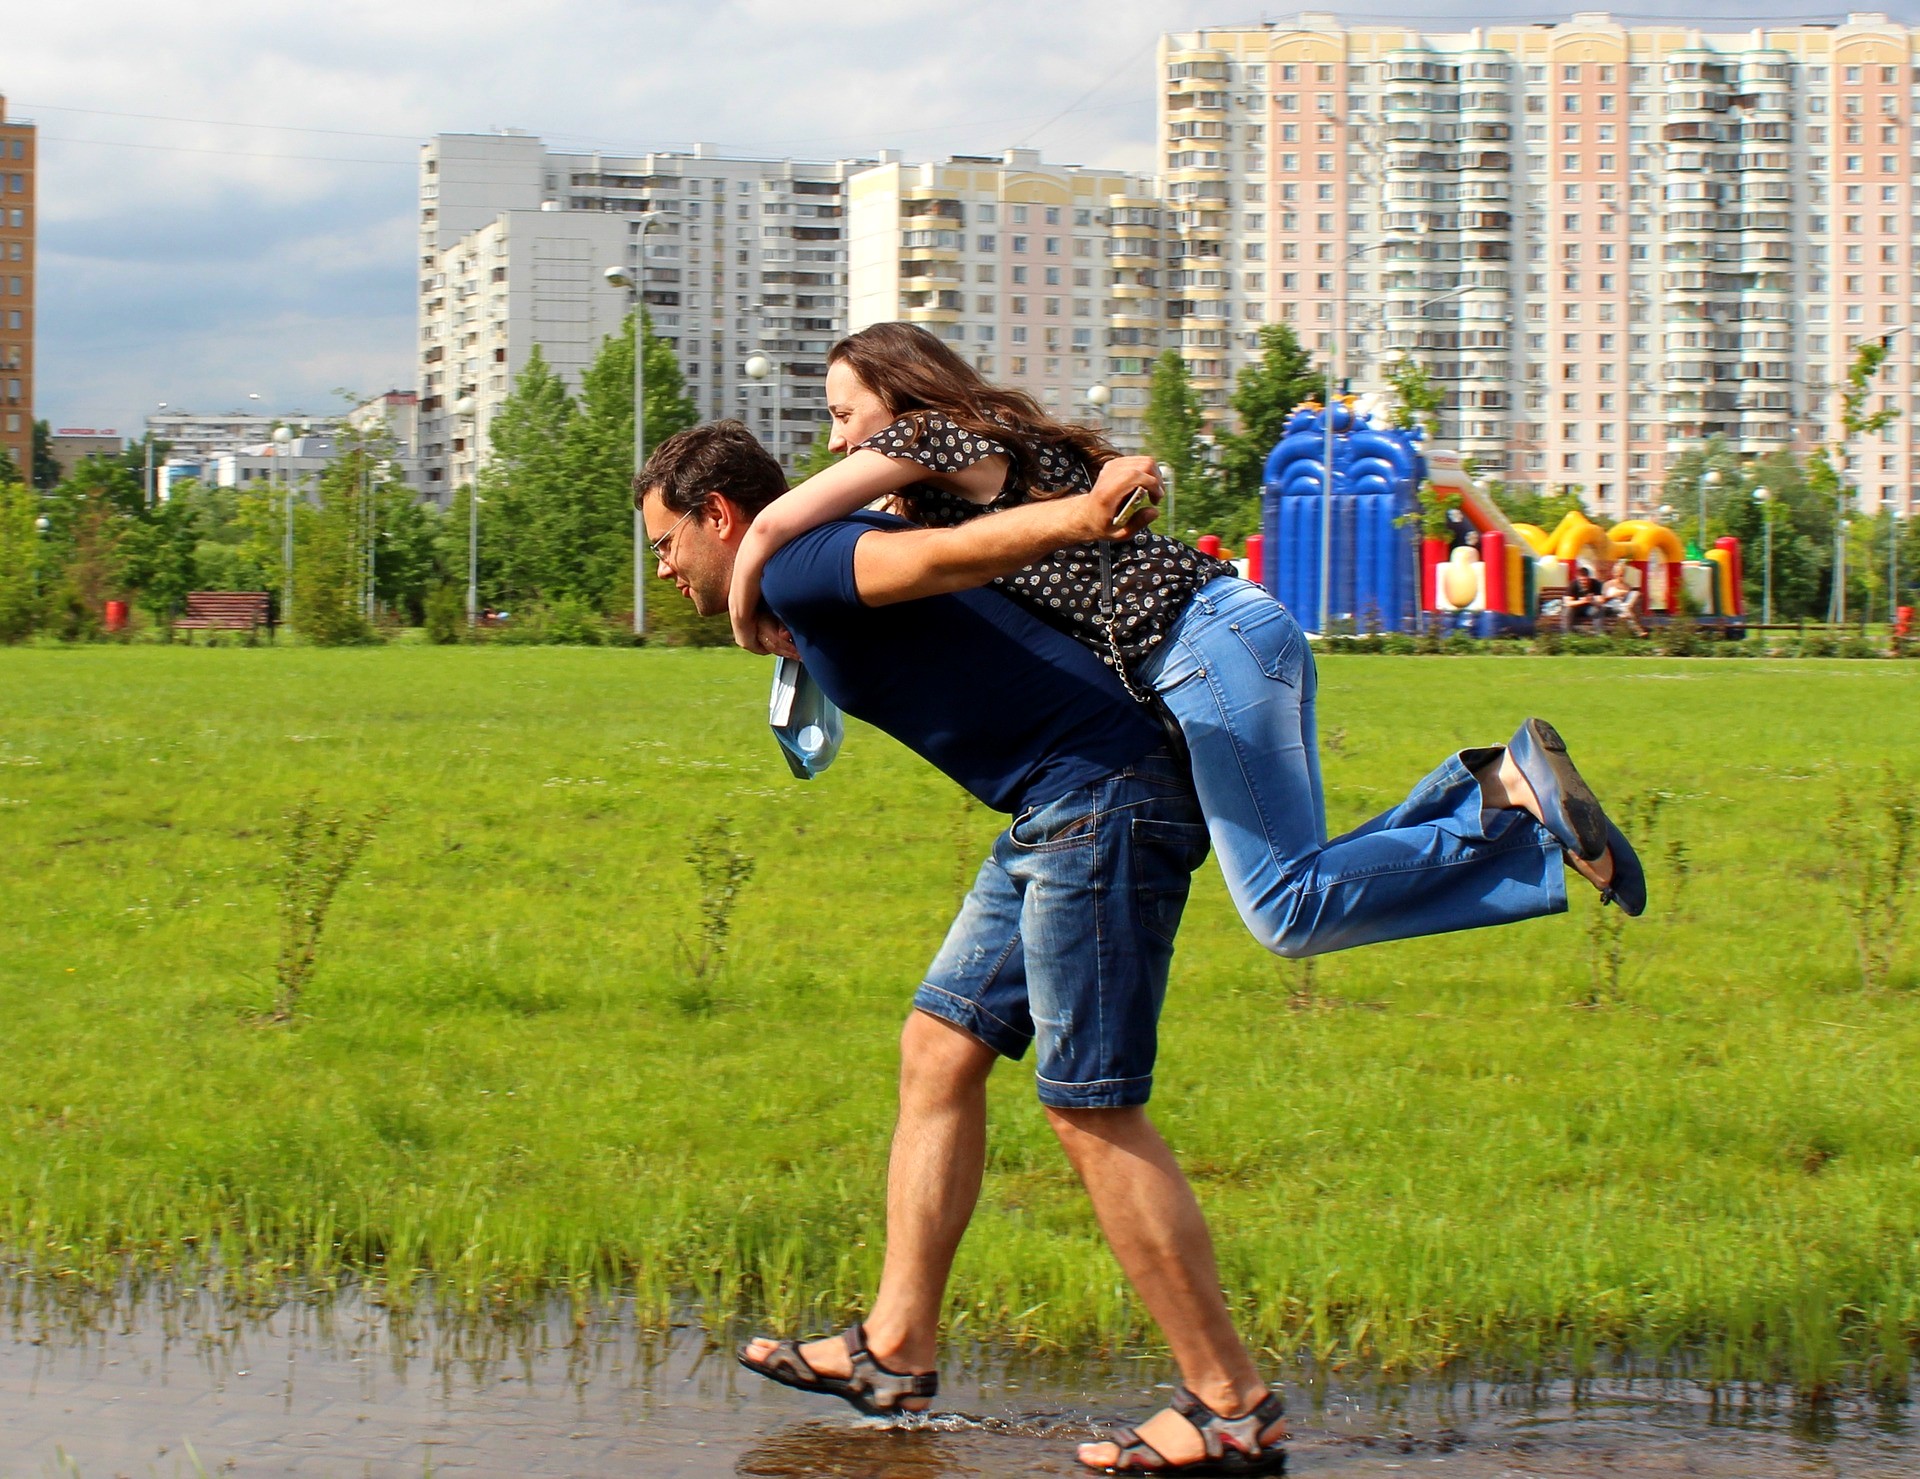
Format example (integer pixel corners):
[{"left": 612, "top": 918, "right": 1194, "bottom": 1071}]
[
  {"left": 1216, "top": 325, "right": 1322, "bottom": 522},
  {"left": 31, "top": 419, "right": 61, "bottom": 491},
  {"left": 560, "top": 309, "right": 696, "bottom": 614},
  {"left": 0, "top": 478, "right": 40, "bottom": 642},
  {"left": 560, "top": 318, "right": 639, "bottom": 610},
  {"left": 1825, "top": 337, "right": 1902, "bottom": 622},
  {"left": 294, "top": 439, "right": 385, "bottom": 646},
  {"left": 640, "top": 307, "right": 698, "bottom": 453},
  {"left": 119, "top": 494, "right": 200, "bottom": 632},
  {"left": 1143, "top": 349, "right": 1216, "bottom": 537},
  {"left": 373, "top": 488, "right": 445, "bottom": 623},
  {"left": 1384, "top": 356, "right": 1445, "bottom": 439},
  {"left": 1489, "top": 483, "right": 1589, "bottom": 530},
  {"left": 787, "top": 422, "right": 839, "bottom": 485},
  {"left": 479, "top": 345, "right": 576, "bottom": 607}
]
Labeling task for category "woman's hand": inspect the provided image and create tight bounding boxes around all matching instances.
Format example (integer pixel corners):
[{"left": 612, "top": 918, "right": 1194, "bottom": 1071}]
[{"left": 747, "top": 609, "right": 799, "bottom": 660}]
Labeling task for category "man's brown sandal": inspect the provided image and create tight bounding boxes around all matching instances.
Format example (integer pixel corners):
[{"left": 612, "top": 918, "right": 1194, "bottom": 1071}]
[
  {"left": 1082, "top": 1385, "right": 1288, "bottom": 1475},
  {"left": 736, "top": 1321, "right": 938, "bottom": 1417}
]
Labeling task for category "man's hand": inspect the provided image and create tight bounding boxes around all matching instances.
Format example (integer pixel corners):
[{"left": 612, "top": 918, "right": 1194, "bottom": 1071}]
[{"left": 1082, "top": 456, "right": 1163, "bottom": 542}]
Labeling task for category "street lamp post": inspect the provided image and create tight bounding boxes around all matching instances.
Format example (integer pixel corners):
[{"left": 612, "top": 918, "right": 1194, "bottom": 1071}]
[
  {"left": 455, "top": 395, "right": 479, "bottom": 628},
  {"left": 1890, "top": 505, "right": 1905, "bottom": 636},
  {"left": 744, "top": 351, "right": 780, "bottom": 460},
  {"left": 1753, "top": 486, "right": 1773, "bottom": 626},
  {"left": 1698, "top": 466, "right": 1722, "bottom": 557},
  {"left": 145, "top": 402, "right": 166, "bottom": 508},
  {"left": 604, "top": 211, "right": 664, "bottom": 639},
  {"left": 273, "top": 425, "right": 294, "bottom": 627}
]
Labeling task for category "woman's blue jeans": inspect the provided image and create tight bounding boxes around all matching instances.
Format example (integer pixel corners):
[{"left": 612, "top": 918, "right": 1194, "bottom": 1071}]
[{"left": 1136, "top": 578, "right": 1566, "bottom": 957}]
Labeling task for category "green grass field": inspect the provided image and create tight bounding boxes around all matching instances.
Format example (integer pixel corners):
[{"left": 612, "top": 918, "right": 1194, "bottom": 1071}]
[{"left": 2, "top": 647, "right": 1918, "bottom": 1388}]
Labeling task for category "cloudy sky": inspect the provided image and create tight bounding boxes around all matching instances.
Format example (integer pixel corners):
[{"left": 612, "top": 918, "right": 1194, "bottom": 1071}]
[{"left": 13, "top": 0, "right": 1919, "bottom": 436}]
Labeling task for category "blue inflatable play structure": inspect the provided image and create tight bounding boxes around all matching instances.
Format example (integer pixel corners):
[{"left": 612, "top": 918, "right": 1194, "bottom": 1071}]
[
  {"left": 1259, "top": 401, "right": 1748, "bottom": 636},
  {"left": 1262, "top": 402, "right": 1423, "bottom": 634}
]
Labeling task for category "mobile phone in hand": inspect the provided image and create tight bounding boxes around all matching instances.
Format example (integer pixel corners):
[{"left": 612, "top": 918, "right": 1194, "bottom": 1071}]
[{"left": 1110, "top": 487, "right": 1154, "bottom": 531}]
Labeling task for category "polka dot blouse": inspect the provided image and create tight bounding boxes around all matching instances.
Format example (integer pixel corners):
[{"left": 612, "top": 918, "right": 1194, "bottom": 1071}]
[{"left": 855, "top": 411, "right": 1236, "bottom": 680}]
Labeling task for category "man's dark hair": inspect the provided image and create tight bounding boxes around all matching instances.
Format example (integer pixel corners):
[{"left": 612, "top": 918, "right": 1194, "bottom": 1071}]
[{"left": 636, "top": 420, "right": 787, "bottom": 518}]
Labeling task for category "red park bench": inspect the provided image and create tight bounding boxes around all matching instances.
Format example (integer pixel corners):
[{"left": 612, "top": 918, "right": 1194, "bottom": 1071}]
[{"left": 172, "top": 591, "right": 274, "bottom": 643}]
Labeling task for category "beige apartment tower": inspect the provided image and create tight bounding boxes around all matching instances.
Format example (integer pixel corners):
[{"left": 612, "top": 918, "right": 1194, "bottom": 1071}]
[
  {"left": 1162, "top": 12, "right": 1920, "bottom": 517},
  {"left": 0, "top": 96, "right": 33, "bottom": 480},
  {"left": 848, "top": 150, "right": 1167, "bottom": 449}
]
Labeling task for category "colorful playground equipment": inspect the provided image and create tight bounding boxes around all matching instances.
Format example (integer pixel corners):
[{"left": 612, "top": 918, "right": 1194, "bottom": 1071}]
[{"left": 1260, "top": 402, "right": 1746, "bottom": 636}]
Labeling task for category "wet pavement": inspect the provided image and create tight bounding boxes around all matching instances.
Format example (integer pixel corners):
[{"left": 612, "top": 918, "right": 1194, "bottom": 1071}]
[{"left": 2, "top": 1288, "right": 1915, "bottom": 1477}]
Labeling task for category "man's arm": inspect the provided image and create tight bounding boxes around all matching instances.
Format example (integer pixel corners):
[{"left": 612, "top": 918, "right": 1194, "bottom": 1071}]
[{"left": 850, "top": 457, "right": 1162, "bottom": 607}]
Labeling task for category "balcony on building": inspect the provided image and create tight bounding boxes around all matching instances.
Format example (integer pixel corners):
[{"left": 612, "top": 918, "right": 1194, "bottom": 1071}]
[{"left": 900, "top": 196, "right": 964, "bottom": 223}]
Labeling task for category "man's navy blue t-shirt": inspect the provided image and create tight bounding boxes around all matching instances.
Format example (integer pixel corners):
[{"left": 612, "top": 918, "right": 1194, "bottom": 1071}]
[{"left": 759, "top": 512, "right": 1161, "bottom": 814}]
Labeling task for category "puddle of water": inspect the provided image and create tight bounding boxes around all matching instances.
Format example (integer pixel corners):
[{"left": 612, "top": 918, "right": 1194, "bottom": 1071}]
[{"left": 1, "top": 1286, "right": 1914, "bottom": 1478}]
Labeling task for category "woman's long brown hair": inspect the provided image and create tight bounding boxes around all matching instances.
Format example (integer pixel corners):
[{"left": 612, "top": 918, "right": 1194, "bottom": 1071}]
[{"left": 827, "top": 322, "right": 1115, "bottom": 494}]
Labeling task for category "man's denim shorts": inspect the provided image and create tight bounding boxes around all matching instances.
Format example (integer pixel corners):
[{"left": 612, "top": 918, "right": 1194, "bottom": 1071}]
[{"left": 912, "top": 744, "right": 1210, "bottom": 1109}]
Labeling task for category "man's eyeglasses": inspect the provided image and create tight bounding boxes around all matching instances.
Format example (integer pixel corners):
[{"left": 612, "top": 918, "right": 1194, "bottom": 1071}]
[{"left": 648, "top": 507, "right": 697, "bottom": 564}]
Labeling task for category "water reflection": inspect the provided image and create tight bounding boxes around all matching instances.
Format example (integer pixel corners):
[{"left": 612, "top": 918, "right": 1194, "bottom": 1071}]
[{"left": 1, "top": 1280, "right": 1913, "bottom": 1477}]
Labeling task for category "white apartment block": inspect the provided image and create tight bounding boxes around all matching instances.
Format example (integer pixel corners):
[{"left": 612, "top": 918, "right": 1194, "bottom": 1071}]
[
  {"left": 147, "top": 408, "right": 340, "bottom": 463},
  {"left": 419, "top": 133, "right": 864, "bottom": 493},
  {"left": 848, "top": 149, "right": 1167, "bottom": 448},
  {"left": 1163, "top": 11, "right": 1920, "bottom": 518}
]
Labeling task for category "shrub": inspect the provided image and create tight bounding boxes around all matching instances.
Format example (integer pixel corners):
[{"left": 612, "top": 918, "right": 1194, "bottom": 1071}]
[
  {"left": 542, "top": 595, "right": 605, "bottom": 647},
  {"left": 1440, "top": 632, "right": 1481, "bottom": 656},
  {"left": 1827, "top": 767, "right": 1917, "bottom": 993},
  {"left": 644, "top": 586, "right": 734, "bottom": 648},
  {"left": 1381, "top": 632, "right": 1417, "bottom": 656},
  {"left": 423, "top": 584, "right": 465, "bottom": 645},
  {"left": 269, "top": 798, "right": 387, "bottom": 1023},
  {"left": 1653, "top": 613, "right": 1698, "bottom": 658},
  {"left": 1529, "top": 628, "right": 1563, "bottom": 656},
  {"left": 1838, "top": 634, "right": 1882, "bottom": 661}
]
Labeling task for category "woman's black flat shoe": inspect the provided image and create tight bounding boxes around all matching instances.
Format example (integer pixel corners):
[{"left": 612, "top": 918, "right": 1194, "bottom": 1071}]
[
  {"left": 1508, "top": 717, "right": 1608, "bottom": 862},
  {"left": 1597, "top": 819, "right": 1647, "bottom": 918}
]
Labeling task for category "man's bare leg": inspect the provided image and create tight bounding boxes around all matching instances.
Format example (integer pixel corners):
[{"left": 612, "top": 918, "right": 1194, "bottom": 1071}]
[
  {"left": 1048, "top": 1106, "right": 1287, "bottom": 1469},
  {"left": 743, "top": 1011, "right": 995, "bottom": 1408}
]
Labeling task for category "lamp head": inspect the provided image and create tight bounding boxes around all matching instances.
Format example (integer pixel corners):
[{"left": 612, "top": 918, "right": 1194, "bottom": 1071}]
[
  {"left": 603, "top": 265, "right": 634, "bottom": 289},
  {"left": 1086, "top": 383, "right": 1111, "bottom": 408},
  {"left": 743, "top": 354, "right": 772, "bottom": 381},
  {"left": 454, "top": 396, "right": 477, "bottom": 417}
]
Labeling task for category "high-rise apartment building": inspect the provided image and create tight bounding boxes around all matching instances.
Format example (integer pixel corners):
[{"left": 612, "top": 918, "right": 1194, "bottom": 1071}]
[
  {"left": 848, "top": 150, "right": 1167, "bottom": 447},
  {"left": 1162, "top": 12, "right": 1920, "bottom": 517},
  {"left": 419, "top": 133, "right": 863, "bottom": 492},
  {"left": 0, "top": 96, "right": 35, "bottom": 480}
]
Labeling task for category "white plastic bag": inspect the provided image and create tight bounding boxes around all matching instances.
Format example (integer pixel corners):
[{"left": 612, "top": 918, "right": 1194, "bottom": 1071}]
[{"left": 767, "top": 656, "right": 844, "bottom": 780}]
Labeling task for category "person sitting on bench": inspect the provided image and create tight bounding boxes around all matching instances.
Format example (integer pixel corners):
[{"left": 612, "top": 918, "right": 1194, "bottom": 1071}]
[{"left": 1563, "top": 566, "right": 1605, "bottom": 631}]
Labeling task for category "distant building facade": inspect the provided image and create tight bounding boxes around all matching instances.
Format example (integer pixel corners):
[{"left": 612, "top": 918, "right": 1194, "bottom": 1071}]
[
  {"left": 1160, "top": 11, "right": 1920, "bottom": 517},
  {"left": 847, "top": 149, "right": 1168, "bottom": 449},
  {"left": 418, "top": 133, "right": 867, "bottom": 492},
  {"left": 0, "top": 95, "right": 34, "bottom": 479},
  {"left": 147, "top": 408, "right": 341, "bottom": 463},
  {"left": 157, "top": 392, "right": 425, "bottom": 499},
  {"left": 47, "top": 429, "right": 124, "bottom": 480}
]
